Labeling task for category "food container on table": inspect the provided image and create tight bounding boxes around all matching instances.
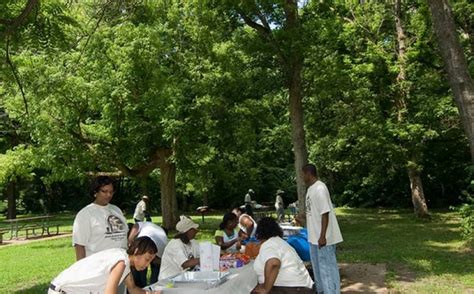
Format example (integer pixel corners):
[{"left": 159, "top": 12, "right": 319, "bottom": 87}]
[
  {"left": 219, "top": 256, "right": 243, "bottom": 271},
  {"left": 168, "top": 271, "right": 230, "bottom": 289}
]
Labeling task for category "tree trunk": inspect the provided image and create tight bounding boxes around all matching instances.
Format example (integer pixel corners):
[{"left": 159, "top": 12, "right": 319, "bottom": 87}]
[
  {"left": 394, "top": 0, "right": 429, "bottom": 217},
  {"left": 428, "top": 0, "right": 474, "bottom": 162},
  {"left": 407, "top": 167, "right": 429, "bottom": 217},
  {"left": 6, "top": 179, "right": 17, "bottom": 219},
  {"left": 238, "top": 1, "right": 309, "bottom": 213},
  {"left": 159, "top": 158, "right": 178, "bottom": 230},
  {"left": 285, "top": 0, "right": 309, "bottom": 213},
  {"left": 288, "top": 60, "right": 309, "bottom": 214}
]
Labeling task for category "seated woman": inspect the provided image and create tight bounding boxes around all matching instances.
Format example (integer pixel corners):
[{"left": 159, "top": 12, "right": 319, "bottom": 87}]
[
  {"left": 252, "top": 217, "right": 313, "bottom": 294},
  {"left": 48, "top": 237, "right": 160, "bottom": 294},
  {"left": 215, "top": 212, "right": 241, "bottom": 253},
  {"left": 159, "top": 216, "right": 200, "bottom": 280},
  {"left": 238, "top": 213, "right": 257, "bottom": 241}
]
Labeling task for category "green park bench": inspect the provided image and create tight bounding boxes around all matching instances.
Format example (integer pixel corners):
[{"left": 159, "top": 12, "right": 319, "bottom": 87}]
[{"left": 2, "top": 215, "right": 59, "bottom": 240}]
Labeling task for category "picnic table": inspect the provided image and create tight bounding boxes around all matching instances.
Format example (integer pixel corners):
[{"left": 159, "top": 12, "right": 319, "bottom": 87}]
[
  {"left": 146, "top": 262, "right": 258, "bottom": 294},
  {"left": 2, "top": 215, "right": 59, "bottom": 240}
]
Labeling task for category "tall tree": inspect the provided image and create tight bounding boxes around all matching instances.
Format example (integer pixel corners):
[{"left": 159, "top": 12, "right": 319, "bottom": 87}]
[
  {"left": 394, "top": 0, "right": 429, "bottom": 217},
  {"left": 228, "top": 0, "right": 309, "bottom": 211},
  {"left": 428, "top": 0, "right": 474, "bottom": 162}
]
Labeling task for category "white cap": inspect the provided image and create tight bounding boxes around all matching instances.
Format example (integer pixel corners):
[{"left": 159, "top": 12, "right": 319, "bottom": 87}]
[
  {"left": 176, "top": 215, "right": 199, "bottom": 233},
  {"left": 142, "top": 195, "right": 149, "bottom": 200}
]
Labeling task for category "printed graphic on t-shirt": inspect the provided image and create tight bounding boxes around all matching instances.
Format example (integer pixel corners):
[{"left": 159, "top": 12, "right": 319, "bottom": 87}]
[{"left": 105, "top": 215, "right": 127, "bottom": 241}]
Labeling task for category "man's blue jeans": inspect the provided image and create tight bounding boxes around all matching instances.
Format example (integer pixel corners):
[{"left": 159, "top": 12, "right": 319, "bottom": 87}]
[{"left": 309, "top": 243, "right": 340, "bottom": 294}]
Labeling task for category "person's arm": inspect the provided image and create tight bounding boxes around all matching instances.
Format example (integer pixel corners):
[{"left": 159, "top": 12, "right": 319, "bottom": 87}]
[
  {"left": 72, "top": 210, "right": 90, "bottom": 261},
  {"left": 319, "top": 212, "right": 329, "bottom": 248},
  {"left": 104, "top": 261, "right": 126, "bottom": 294},
  {"left": 254, "top": 258, "right": 281, "bottom": 294},
  {"left": 74, "top": 244, "right": 86, "bottom": 260},
  {"left": 239, "top": 229, "right": 249, "bottom": 240},
  {"left": 124, "top": 273, "right": 161, "bottom": 294},
  {"left": 181, "top": 258, "right": 200, "bottom": 270},
  {"left": 128, "top": 224, "right": 140, "bottom": 246},
  {"left": 215, "top": 236, "right": 239, "bottom": 250}
]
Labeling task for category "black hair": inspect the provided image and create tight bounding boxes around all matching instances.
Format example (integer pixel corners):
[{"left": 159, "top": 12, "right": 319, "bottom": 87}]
[
  {"left": 127, "top": 236, "right": 157, "bottom": 255},
  {"left": 302, "top": 164, "right": 318, "bottom": 177},
  {"left": 219, "top": 212, "right": 238, "bottom": 230},
  {"left": 256, "top": 217, "right": 283, "bottom": 240},
  {"left": 90, "top": 176, "right": 115, "bottom": 197}
]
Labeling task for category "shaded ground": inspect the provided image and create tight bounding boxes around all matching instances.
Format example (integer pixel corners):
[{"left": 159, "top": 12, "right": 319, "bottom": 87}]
[{"left": 340, "top": 263, "right": 388, "bottom": 293}]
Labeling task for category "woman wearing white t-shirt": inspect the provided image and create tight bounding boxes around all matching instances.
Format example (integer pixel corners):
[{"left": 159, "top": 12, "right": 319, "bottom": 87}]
[
  {"left": 73, "top": 176, "right": 128, "bottom": 260},
  {"left": 159, "top": 216, "right": 200, "bottom": 280},
  {"left": 238, "top": 213, "right": 257, "bottom": 241},
  {"left": 48, "top": 237, "right": 161, "bottom": 294},
  {"left": 252, "top": 217, "right": 313, "bottom": 294}
]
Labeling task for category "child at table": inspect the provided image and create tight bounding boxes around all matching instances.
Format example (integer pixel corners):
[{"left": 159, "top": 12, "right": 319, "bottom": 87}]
[{"left": 48, "top": 236, "right": 161, "bottom": 294}]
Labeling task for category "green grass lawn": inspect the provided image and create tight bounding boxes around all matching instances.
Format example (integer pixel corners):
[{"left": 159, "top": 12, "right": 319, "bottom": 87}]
[{"left": 0, "top": 209, "right": 472, "bottom": 293}]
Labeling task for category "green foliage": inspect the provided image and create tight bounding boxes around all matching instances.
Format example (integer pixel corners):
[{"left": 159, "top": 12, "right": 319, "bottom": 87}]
[
  {"left": 0, "top": 145, "right": 34, "bottom": 185},
  {"left": 0, "top": 0, "right": 472, "bottom": 214},
  {"left": 458, "top": 196, "right": 474, "bottom": 241}
]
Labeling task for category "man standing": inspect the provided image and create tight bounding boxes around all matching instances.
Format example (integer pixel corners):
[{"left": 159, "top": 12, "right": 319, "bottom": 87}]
[
  {"left": 275, "top": 190, "right": 285, "bottom": 222},
  {"left": 303, "top": 164, "right": 343, "bottom": 294},
  {"left": 244, "top": 189, "right": 254, "bottom": 217},
  {"left": 133, "top": 195, "right": 151, "bottom": 223}
]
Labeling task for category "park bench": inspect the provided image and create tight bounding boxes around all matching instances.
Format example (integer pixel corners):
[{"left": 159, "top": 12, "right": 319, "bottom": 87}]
[
  {"left": 0, "top": 229, "right": 9, "bottom": 244},
  {"left": 25, "top": 223, "right": 59, "bottom": 239},
  {"left": 25, "top": 224, "right": 45, "bottom": 239},
  {"left": 2, "top": 215, "right": 59, "bottom": 240}
]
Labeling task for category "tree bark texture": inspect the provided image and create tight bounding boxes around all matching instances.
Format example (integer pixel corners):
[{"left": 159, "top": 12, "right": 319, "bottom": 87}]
[
  {"left": 159, "top": 157, "right": 178, "bottom": 230},
  {"left": 428, "top": 0, "right": 474, "bottom": 162},
  {"left": 407, "top": 167, "right": 429, "bottom": 217},
  {"left": 395, "top": 0, "right": 429, "bottom": 217},
  {"left": 6, "top": 179, "right": 17, "bottom": 219},
  {"left": 238, "top": 0, "right": 309, "bottom": 212}
]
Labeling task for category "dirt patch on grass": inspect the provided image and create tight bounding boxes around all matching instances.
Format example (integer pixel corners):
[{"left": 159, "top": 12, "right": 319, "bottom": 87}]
[
  {"left": 0, "top": 233, "right": 71, "bottom": 248},
  {"left": 340, "top": 263, "right": 388, "bottom": 293}
]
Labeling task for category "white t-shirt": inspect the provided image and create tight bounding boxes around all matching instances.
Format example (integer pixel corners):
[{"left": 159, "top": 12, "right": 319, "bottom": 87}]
[
  {"left": 159, "top": 239, "right": 200, "bottom": 280},
  {"left": 238, "top": 214, "right": 257, "bottom": 238},
  {"left": 305, "top": 180, "right": 343, "bottom": 246},
  {"left": 244, "top": 193, "right": 252, "bottom": 203},
  {"left": 133, "top": 200, "right": 147, "bottom": 221},
  {"left": 254, "top": 237, "right": 313, "bottom": 288},
  {"left": 275, "top": 195, "right": 284, "bottom": 209},
  {"left": 73, "top": 203, "right": 128, "bottom": 257},
  {"left": 51, "top": 248, "right": 130, "bottom": 294},
  {"left": 137, "top": 222, "right": 168, "bottom": 258}
]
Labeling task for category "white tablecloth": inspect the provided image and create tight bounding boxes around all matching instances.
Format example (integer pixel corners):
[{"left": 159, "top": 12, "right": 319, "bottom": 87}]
[{"left": 146, "top": 262, "right": 258, "bottom": 294}]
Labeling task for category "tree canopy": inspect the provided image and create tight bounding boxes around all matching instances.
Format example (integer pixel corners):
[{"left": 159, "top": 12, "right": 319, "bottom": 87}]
[{"left": 0, "top": 0, "right": 472, "bottom": 223}]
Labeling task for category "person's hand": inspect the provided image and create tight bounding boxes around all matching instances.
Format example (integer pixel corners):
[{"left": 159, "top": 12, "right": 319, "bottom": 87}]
[
  {"left": 251, "top": 284, "right": 269, "bottom": 294},
  {"left": 318, "top": 236, "right": 327, "bottom": 248},
  {"left": 294, "top": 213, "right": 306, "bottom": 226}
]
